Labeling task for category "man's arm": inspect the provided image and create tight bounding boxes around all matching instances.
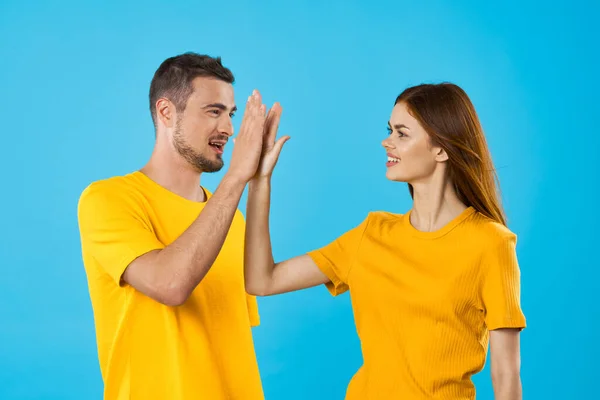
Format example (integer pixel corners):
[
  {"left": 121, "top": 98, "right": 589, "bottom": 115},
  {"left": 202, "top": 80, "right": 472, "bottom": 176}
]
[
  {"left": 490, "top": 328, "right": 523, "bottom": 400},
  {"left": 123, "top": 175, "right": 248, "bottom": 306},
  {"left": 122, "top": 91, "right": 267, "bottom": 306}
]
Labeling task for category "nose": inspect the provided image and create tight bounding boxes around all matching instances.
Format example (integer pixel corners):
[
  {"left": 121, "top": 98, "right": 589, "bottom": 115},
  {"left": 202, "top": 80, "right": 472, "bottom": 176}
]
[
  {"left": 381, "top": 136, "right": 393, "bottom": 149},
  {"left": 218, "top": 117, "right": 234, "bottom": 137}
]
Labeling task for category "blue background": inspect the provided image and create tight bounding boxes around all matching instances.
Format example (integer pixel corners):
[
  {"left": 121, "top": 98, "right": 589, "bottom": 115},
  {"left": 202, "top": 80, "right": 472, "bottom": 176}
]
[{"left": 1, "top": 0, "right": 598, "bottom": 399}]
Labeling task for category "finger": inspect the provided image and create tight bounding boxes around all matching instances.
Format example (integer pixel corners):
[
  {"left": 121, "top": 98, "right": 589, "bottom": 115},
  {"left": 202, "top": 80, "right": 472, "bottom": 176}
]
[
  {"left": 253, "top": 89, "right": 261, "bottom": 102},
  {"left": 263, "top": 107, "right": 275, "bottom": 145},
  {"left": 265, "top": 103, "right": 282, "bottom": 146},
  {"left": 242, "top": 93, "right": 255, "bottom": 123},
  {"left": 252, "top": 89, "right": 262, "bottom": 117},
  {"left": 270, "top": 135, "right": 290, "bottom": 163},
  {"left": 249, "top": 109, "right": 267, "bottom": 143}
]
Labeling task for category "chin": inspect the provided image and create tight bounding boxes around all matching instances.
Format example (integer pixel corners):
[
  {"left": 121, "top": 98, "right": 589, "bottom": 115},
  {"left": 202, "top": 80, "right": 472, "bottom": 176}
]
[
  {"left": 385, "top": 171, "right": 409, "bottom": 183},
  {"left": 190, "top": 154, "right": 224, "bottom": 174},
  {"left": 203, "top": 161, "right": 224, "bottom": 173}
]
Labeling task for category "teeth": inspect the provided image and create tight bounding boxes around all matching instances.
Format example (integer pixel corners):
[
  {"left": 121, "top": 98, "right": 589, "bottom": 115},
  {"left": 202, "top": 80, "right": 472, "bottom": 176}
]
[{"left": 387, "top": 156, "right": 400, "bottom": 163}]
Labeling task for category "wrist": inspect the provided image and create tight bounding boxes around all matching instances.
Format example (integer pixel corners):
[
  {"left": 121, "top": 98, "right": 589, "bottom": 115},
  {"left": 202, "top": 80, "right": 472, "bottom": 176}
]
[
  {"left": 221, "top": 172, "right": 248, "bottom": 191},
  {"left": 249, "top": 175, "right": 271, "bottom": 191},
  {"left": 250, "top": 174, "right": 271, "bottom": 185}
]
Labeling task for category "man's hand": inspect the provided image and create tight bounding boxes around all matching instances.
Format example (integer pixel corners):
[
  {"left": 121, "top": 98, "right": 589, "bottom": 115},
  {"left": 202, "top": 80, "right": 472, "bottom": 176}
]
[
  {"left": 253, "top": 102, "right": 290, "bottom": 179},
  {"left": 227, "top": 90, "right": 267, "bottom": 183}
]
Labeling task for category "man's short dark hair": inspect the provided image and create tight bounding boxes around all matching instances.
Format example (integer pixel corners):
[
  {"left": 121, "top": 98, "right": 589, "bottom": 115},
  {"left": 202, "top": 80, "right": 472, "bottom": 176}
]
[{"left": 149, "top": 52, "right": 235, "bottom": 126}]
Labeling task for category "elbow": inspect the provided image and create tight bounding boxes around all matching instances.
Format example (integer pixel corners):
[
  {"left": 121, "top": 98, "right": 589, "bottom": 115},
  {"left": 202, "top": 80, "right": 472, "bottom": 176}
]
[
  {"left": 246, "top": 287, "right": 268, "bottom": 297},
  {"left": 153, "top": 281, "right": 192, "bottom": 307},
  {"left": 124, "top": 251, "right": 195, "bottom": 307},
  {"left": 160, "top": 289, "right": 190, "bottom": 307},
  {"left": 245, "top": 279, "right": 270, "bottom": 297},
  {"left": 244, "top": 261, "right": 276, "bottom": 296}
]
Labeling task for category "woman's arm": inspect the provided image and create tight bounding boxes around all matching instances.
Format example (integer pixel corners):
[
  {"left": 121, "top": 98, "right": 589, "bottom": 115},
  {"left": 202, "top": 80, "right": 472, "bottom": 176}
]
[
  {"left": 244, "top": 177, "right": 329, "bottom": 296},
  {"left": 243, "top": 103, "right": 329, "bottom": 296},
  {"left": 490, "top": 328, "right": 523, "bottom": 400}
]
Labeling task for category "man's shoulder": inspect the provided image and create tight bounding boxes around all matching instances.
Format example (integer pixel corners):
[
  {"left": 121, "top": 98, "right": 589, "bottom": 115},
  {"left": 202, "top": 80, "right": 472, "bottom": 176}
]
[{"left": 78, "top": 172, "right": 145, "bottom": 213}]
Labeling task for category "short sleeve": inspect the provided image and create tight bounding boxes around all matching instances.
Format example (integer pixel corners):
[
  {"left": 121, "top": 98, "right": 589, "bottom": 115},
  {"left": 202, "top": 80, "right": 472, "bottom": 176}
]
[
  {"left": 480, "top": 233, "right": 526, "bottom": 331},
  {"left": 77, "top": 182, "right": 165, "bottom": 286},
  {"left": 307, "top": 215, "right": 370, "bottom": 296},
  {"left": 246, "top": 294, "right": 260, "bottom": 327}
]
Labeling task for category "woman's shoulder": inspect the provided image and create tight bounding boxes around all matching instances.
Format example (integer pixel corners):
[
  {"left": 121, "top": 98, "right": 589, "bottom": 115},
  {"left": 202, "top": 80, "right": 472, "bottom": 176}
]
[
  {"left": 369, "top": 210, "right": 404, "bottom": 218},
  {"left": 365, "top": 210, "right": 405, "bottom": 223},
  {"left": 358, "top": 210, "right": 406, "bottom": 233},
  {"left": 468, "top": 211, "right": 517, "bottom": 245}
]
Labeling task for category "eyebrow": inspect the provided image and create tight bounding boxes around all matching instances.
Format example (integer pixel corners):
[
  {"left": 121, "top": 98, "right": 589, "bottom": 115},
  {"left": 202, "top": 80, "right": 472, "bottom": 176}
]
[
  {"left": 203, "top": 103, "right": 237, "bottom": 113},
  {"left": 388, "top": 122, "right": 410, "bottom": 130}
]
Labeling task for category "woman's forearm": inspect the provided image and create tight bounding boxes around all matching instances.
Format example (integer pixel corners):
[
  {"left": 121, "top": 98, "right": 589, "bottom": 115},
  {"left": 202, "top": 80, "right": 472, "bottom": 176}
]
[
  {"left": 244, "top": 177, "right": 276, "bottom": 295},
  {"left": 492, "top": 371, "right": 522, "bottom": 400}
]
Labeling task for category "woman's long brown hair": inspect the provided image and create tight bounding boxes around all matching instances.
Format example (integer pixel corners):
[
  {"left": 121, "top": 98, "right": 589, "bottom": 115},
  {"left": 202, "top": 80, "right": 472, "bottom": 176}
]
[{"left": 396, "top": 83, "right": 506, "bottom": 226}]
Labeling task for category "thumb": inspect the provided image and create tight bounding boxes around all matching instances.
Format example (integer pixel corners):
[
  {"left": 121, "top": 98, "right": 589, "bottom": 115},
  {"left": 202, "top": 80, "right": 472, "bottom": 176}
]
[
  {"left": 270, "top": 136, "right": 290, "bottom": 164},
  {"left": 273, "top": 135, "right": 290, "bottom": 154},
  {"left": 232, "top": 138, "right": 236, "bottom": 145}
]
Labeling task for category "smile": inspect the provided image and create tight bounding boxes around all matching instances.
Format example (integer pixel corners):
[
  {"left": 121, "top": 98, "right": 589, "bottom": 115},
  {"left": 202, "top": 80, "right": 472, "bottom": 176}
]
[
  {"left": 209, "top": 141, "right": 226, "bottom": 155},
  {"left": 386, "top": 154, "right": 400, "bottom": 167}
]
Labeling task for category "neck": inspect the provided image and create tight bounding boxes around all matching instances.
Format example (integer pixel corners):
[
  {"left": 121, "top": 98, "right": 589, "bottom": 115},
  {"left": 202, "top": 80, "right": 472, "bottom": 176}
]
[
  {"left": 409, "top": 170, "right": 468, "bottom": 232},
  {"left": 140, "top": 143, "right": 205, "bottom": 202}
]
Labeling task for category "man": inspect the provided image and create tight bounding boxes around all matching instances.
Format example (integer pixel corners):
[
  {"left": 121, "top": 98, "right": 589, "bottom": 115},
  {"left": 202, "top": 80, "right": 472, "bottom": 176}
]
[{"left": 77, "top": 52, "right": 281, "bottom": 400}]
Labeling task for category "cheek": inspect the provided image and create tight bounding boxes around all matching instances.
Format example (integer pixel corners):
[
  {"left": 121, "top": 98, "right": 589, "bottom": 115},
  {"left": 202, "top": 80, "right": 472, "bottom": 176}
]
[
  {"left": 181, "top": 115, "right": 214, "bottom": 141},
  {"left": 395, "top": 139, "right": 419, "bottom": 160},
  {"left": 399, "top": 140, "right": 437, "bottom": 172}
]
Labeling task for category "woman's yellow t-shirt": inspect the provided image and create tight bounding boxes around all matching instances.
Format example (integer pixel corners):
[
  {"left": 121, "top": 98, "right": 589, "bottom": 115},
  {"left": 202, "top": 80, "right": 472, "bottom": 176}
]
[{"left": 307, "top": 207, "right": 526, "bottom": 399}]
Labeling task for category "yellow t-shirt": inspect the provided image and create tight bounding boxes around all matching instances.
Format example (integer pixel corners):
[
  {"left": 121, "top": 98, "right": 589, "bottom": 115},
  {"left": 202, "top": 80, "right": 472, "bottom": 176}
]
[
  {"left": 77, "top": 171, "right": 263, "bottom": 400},
  {"left": 308, "top": 207, "right": 526, "bottom": 400}
]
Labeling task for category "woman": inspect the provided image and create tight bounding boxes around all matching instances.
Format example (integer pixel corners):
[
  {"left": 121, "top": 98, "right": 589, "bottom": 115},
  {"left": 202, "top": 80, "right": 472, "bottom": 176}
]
[{"left": 245, "top": 83, "right": 526, "bottom": 399}]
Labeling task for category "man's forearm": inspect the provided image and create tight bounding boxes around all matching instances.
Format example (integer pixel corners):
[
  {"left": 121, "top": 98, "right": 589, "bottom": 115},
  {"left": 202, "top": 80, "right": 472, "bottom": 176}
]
[
  {"left": 156, "top": 173, "right": 247, "bottom": 298},
  {"left": 244, "top": 177, "right": 275, "bottom": 295}
]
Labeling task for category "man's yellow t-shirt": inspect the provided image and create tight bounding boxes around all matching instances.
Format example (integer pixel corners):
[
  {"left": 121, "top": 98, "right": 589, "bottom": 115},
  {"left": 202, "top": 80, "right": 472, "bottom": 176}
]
[
  {"left": 77, "top": 171, "right": 263, "bottom": 400},
  {"left": 308, "top": 207, "right": 526, "bottom": 399}
]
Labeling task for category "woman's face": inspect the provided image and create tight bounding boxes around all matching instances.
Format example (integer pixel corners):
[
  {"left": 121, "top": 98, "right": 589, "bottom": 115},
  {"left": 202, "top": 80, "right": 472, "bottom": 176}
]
[{"left": 382, "top": 102, "right": 447, "bottom": 183}]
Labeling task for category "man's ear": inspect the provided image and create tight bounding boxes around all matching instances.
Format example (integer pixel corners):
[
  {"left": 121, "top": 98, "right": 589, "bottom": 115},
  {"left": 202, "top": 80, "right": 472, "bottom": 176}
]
[{"left": 156, "top": 98, "right": 176, "bottom": 128}]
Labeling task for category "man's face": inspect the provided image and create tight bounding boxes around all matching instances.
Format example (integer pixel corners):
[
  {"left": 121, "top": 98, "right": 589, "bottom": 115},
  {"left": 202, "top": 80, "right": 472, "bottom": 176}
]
[{"left": 172, "top": 77, "right": 236, "bottom": 173}]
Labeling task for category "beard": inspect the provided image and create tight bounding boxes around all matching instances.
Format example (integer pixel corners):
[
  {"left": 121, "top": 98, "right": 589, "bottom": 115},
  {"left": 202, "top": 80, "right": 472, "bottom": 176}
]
[{"left": 172, "top": 120, "right": 224, "bottom": 173}]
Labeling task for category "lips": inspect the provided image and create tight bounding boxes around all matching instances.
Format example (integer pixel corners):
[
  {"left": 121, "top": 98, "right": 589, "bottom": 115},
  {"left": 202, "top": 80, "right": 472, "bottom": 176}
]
[
  {"left": 386, "top": 153, "right": 400, "bottom": 167},
  {"left": 209, "top": 138, "right": 227, "bottom": 155}
]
